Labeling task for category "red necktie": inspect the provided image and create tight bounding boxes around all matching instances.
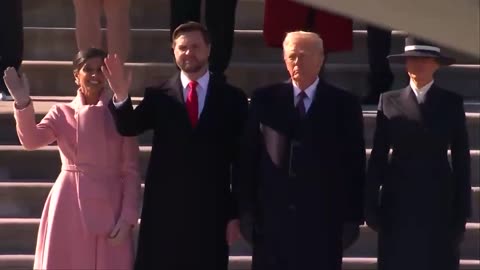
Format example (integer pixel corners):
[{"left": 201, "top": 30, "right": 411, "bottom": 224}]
[{"left": 186, "top": 80, "right": 199, "bottom": 127}]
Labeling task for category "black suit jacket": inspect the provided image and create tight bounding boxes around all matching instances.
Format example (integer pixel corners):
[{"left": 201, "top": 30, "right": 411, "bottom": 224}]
[
  {"left": 365, "top": 85, "right": 471, "bottom": 270},
  {"left": 109, "top": 73, "right": 248, "bottom": 270},
  {"left": 237, "top": 79, "right": 366, "bottom": 270}
]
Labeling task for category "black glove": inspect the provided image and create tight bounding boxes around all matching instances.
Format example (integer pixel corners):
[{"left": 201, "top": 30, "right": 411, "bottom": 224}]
[
  {"left": 365, "top": 205, "right": 381, "bottom": 232},
  {"left": 452, "top": 221, "right": 466, "bottom": 247},
  {"left": 342, "top": 223, "right": 360, "bottom": 250},
  {"left": 365, "top": 213, "right": 381, "bottom": 232},
  {"left": 239, "top": 212, "right": 255, "bottom": 246}
]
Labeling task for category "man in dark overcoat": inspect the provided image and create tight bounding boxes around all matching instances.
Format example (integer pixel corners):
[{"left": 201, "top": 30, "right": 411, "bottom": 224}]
[
  {"left": 106, "top": 22, "right": 249, "bottom": 270},
  {"left": 237, "top": 31, "right": 366, "bottom": 270},
  {"left": 365, "top": 36, "right": 472, "bottom": 270}
]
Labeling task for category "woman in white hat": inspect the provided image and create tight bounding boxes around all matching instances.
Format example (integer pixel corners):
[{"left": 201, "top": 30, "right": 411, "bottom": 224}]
[{"left": 365, "top": 36, "right": 471, "bottom": 270}]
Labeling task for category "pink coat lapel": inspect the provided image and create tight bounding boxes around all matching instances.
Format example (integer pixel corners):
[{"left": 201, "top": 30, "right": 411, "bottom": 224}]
[{"left": 71, "top": 90, "right": 112, "bottom": 168}]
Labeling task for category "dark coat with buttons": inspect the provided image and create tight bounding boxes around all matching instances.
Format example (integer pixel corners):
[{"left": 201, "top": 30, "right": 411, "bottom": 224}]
[
  {"left": 237, "top": 79, "right": 366, "bottom": 270},
  {"left": 109, "top": 73, "right": 249, "bottom": 270},
  {"left": 365, "top": 85, "right": 471, "bottom": 270}
]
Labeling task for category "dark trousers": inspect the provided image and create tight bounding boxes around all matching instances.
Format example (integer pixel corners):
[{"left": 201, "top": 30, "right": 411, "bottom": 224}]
[
  {"left": 170, "top": 0, "right": 237, "bottom": 79},
  {"left": 364, "top": 25, "right": 393, "bottom": 104},
  {"left": 0, "top": 0, "right": 23, "bottom": 94}
]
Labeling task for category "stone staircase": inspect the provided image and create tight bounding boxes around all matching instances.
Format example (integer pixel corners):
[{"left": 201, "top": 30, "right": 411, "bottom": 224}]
[{"left": 0, "top": 0, "right": 479, "bottom": 269}]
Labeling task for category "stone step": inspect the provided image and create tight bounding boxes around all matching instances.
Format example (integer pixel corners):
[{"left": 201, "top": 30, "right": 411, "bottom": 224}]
[
  {"left": 17, "top": 61, "right": 480, "bottom": 99},
  {"left": 0, "top": 146, "right": 478, "bottom": 185},
  {"left": 0, "top": 99, "right": 478, "bottom": 148},
  {"left": 0, "top": 218, "right": 478, "bottom": 259},
  {"left": 0, "top": 182, "right": 148, "bottom": 219},
  {"left": 23, "top": 28, "right": 479, "bottom": 64},
  {"left": 24, "top": 0, "right": 266, "bottom": 30},
  {"left": 0, "top": 181, "right": 478, "bottom": 222},
  {"left": 0, "top": 97, "right": 144, "bottom": 146},
  {"left": 23, "top": 0, "right": 371, "bottom": 31},
  {"left": 2, "top": 255, "right": 477, "bottom": 270}
]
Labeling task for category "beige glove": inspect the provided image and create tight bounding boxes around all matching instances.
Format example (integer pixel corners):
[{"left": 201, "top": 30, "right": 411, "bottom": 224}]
[
  {"left": 3, "top": 67, "right": 31, "bottom": 108},
  {"left": 102, "top": 54, "right": 132, "bottom": 102}
]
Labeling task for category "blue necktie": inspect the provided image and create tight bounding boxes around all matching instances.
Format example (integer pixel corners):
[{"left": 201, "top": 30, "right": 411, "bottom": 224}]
[{"left": 296, "top": 91, "right": 307, "bottom": 117}]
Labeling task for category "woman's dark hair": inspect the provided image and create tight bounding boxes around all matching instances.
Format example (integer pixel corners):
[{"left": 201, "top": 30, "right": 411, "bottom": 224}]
[{"left": 73, "top": 48, "right": 107, "bottom": 73}]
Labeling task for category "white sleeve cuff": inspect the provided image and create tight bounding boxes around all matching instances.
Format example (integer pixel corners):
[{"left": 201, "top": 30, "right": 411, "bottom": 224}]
[{"left": 113, "top": 96, "right": 128, "bottom": 108}]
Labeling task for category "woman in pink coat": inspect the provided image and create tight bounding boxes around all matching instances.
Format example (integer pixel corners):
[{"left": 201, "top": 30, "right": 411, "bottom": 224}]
[{"left": 2, "top": 48, "right": 141, "bottom": 270}]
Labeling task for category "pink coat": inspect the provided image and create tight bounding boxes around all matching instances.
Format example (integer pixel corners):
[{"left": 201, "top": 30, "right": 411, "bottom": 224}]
[{"left": 14, "top": 90, "right": 141, "bottom": 270}]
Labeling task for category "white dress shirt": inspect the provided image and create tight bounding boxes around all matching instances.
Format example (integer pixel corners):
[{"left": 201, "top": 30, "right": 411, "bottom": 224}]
[
  {"left": 293, "top": 78, "right": 319, "bottom": 112},
  {"left": 180, "top": 70, "right": 209, "bottom": 118},
  {"left": 113, "top": 71, "right": 210, "bottom": 119},
  {"left": 410, "top": 79, "right": 434, "bottom": 104}
]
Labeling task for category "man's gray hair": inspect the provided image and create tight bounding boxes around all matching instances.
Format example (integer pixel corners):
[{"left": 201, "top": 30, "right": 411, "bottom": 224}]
[{"left": 282, "top": 31, "right": 324, "bottom": 52}]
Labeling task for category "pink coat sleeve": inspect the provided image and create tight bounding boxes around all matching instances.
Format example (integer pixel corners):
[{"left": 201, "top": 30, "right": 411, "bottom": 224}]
[
  {"left": 14, "top": 102, "right": 57, "bottom": 150},
  {"left": 118, "top": 136, "right": 141, "bottom": 227}
]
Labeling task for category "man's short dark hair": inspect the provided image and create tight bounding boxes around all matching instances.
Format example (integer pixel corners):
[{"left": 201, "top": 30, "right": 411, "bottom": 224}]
[{"left": 172, "top": 21, "right": 210, "bottom": 45}]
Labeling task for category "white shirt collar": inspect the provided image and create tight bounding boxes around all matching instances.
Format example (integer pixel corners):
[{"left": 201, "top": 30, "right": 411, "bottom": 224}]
[
  {"left": 180, "top": 70, "right": 210, "bottom": 91},
  {"left": 410, "top": 79, "right": 434, "bottom": 103},
  {"left": 293, "top": 78, "right": 319, "bottom": 100}
]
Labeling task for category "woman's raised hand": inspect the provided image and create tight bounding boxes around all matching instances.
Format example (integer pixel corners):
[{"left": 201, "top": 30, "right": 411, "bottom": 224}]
[
  {"left": 102, "top": 54, "right": 132, "bottom": 102},
  {"left": 3, "top": 67, "right": 31, "bottom": 108}
]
